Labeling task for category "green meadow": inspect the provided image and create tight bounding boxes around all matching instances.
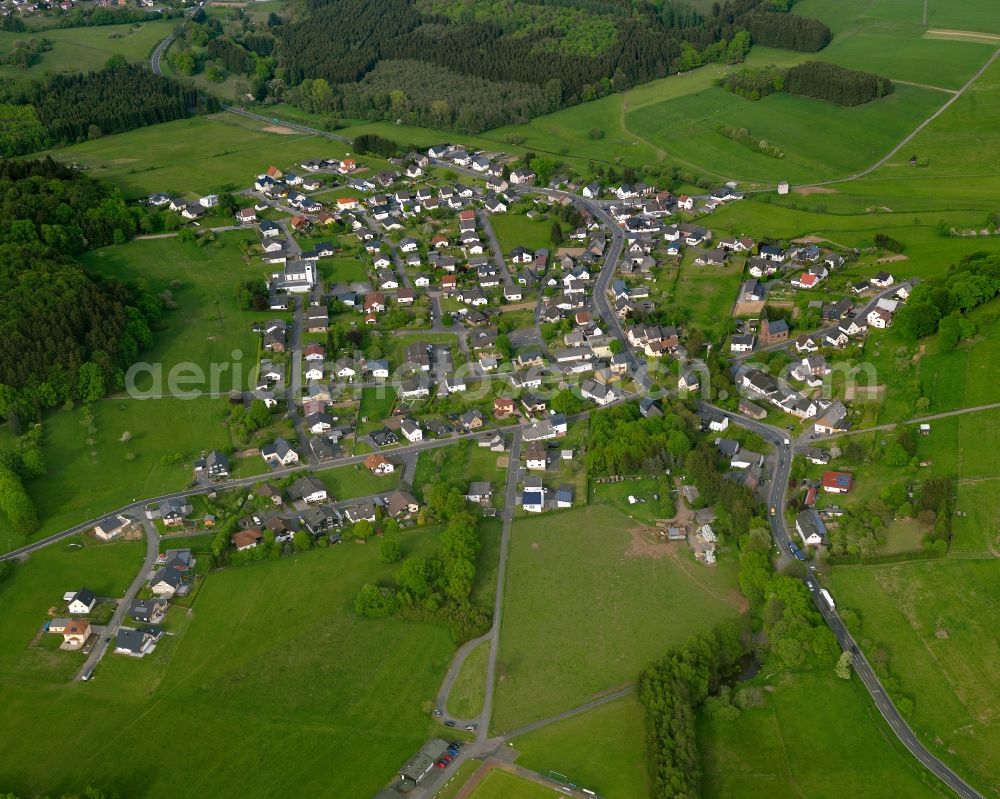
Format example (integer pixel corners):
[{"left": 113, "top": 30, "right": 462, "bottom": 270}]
[
  {"left": 0, "top": 19, "right": 177, "bottom": 83},
  {"left": 0, "top": 529, "right": 455, "bottom": 799},
  {"left": 493, "top": 505, "right": 743, "bottom": 732},
  {"left": 699, "top": 668, "right": 949, "bottom": 799}
]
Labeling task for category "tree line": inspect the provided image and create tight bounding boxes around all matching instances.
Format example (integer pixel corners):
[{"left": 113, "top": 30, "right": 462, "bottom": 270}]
[
  {"left": 0, "top": 62, "right": 217, "bottom": 153},
  {"left": 0, "top": 160, "right": 162, "bottom": 428},
  {"left": 720, "top": 60, "right": 893, "bottom": 105},
  {"left": 747, "top": 11, "right": 830, "bottom": 51},
  {"left": 895, "top": 251, "right": 1000, "bottom": 343}
]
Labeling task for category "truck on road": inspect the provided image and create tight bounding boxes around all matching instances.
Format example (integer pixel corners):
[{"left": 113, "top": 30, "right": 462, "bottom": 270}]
[{"left": 820, "top": 588, "right": 835, "bottom": 610}]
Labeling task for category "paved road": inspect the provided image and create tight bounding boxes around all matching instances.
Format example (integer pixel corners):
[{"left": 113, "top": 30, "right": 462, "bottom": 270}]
[
  {"left": 74, "top": 517, "right": 159, "bottom": 680},
  {"left": 820, "top": 401, "right": 1000, "bottom": 441},
  {"left": 477, "top": 429, "right": 522, "bottom": 742},
  {"left": 714, "top": 403, "right": 984, "bottom": 799},
  {"left": 149, "top": 33, "right": 174, "bottom": 76},
  {"left": 476, "top": 210, "right": 515, "bottom": 287},
  {"left": 732, "top": 280, "right": 914, "bottom": 361},
  {"left": 285, "top": 296, "right": 314, "bottom": 463}
]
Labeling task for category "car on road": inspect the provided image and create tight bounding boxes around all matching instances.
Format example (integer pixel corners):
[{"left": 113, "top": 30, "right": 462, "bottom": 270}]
[
  {"left": 432, "top": 709, "right": 442, "bottom": 717},
  {"left": 444, "top": 720, "right": 456, "bottom": 727},
  {"left": 770, "top": 506, "right": 776, "bottom": 516},
  {"left": 435, "top": 760, "right": 448, "bottom": 769},
  {"left": 81, "top": 668, "right": 93, "bottom": 681},
  {"left": 465, "top": 723, "right": 477, "bottom": 731}
]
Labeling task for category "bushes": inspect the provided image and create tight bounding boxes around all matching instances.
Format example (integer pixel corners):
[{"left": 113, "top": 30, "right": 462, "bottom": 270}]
[
  {"left": 716, "top": 125, "right": 784, "bottom": 158},
  {"left": 717, "top": 64, "right": 785, "bottom": 100}
]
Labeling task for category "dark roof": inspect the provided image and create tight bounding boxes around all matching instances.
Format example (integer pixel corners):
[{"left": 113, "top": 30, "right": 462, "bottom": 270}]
[{"left": 73, "top": 587, "right": 96, "bottom": 606}]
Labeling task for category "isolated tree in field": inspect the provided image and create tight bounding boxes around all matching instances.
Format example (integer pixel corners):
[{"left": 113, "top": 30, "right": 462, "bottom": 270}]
[
  {"left": 379, "top": 538, "right": 402, "bottom": 563},
  {"left": 835, "top": 650, "right": 853, "bottom": 679},
  {"left": 119, "top": 431, "right": 132, "bottom": 444}
]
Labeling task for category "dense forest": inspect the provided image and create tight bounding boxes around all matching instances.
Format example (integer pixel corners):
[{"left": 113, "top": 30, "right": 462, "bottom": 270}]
[
  {"left": 0, "top": 160, "right": 161, "bottom": 425},
  {"left": 719, "top": 60, "right": 894, "bottom": 105},
  {"left": 0, "top": 62, "right": 217, "bottom": 155},
  {"left": 199, "top": 0, "right": 833, "bottom": 131}
]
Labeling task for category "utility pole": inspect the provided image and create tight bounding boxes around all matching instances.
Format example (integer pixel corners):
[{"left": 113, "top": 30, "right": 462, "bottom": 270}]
[{"left": 923, "top": 0, "right": 928, "bottom": 27}]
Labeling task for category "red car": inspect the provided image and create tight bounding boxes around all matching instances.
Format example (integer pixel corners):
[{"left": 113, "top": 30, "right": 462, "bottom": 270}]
[{"left": 435, "top": 760, "right": 448, "bottom": 769}]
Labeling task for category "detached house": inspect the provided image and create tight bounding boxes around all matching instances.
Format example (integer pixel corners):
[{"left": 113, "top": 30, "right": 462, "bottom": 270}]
[{"left": 365, "top": 454, "right": 395, "bottom": 475}]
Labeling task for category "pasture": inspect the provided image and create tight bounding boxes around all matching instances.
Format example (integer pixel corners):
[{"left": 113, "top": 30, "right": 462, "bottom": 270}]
[
  {"left": 830, "top": 559, "right": 1000, "bottom": 795},
  {"left": 0, "top": 20, "right": 176, "bottom": 83},
  {"left": 0, "top": 528, "right": 454, "bottom": 799},
  {"left": 512, "top": 693, "right": 649, "bottom": 799},
  {"left": 492, "top": 505, "right": 743, "bottom": 732},
  {"left": 0, "top": 396, "right": 236, "bottom": 554},
  {"left": 672, "top": 251, "right": 745, "bottom": 339},
  {"left": 44, "top": 114, "right": 347, "bottom": 199},
  {"left": 699, "top": 668, "right": 949, "bottom": 799},
  {"left": 81, "top": 231, "right": 270, "bottom": 394}
]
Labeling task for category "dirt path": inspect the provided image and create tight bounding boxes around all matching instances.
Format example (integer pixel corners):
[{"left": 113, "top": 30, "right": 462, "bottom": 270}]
[{"left": 620, "top": 98, "right": 667, "bottom": 162}]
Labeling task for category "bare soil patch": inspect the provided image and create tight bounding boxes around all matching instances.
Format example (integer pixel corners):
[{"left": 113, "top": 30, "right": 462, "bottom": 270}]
[
  {"left": 793, "top": 186, "right": 838, "bottom": 196},
  {"left": 261, "top": 125, "right": 296, "bottom": 135},
  {"left": 625, "top": 526, "right": 674, "bottom": 560}
]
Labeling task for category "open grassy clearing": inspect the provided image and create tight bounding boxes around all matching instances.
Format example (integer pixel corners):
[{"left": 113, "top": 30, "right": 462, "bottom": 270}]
[
  {"left": 493, "top": 505, "right": 743, "bottom": 732},
  {"left": 488, "top": 213, "right": 554, "bottom": 254},
  {"left": 0, "top": 528, "right": 454, "bottom": 799},
  {"left": 699, "top": 667, "right": 948, "bottom": 799},
  {"left": 0, "top": 19, "right": 176, "bottom": 83},
  {"left": 672, "top": 251, "right": 744, "bottom": 338},
  {"left": 951, "top": 480, "right": 1000, "bottom": 555},
  {"left": 590, "top": 478, "right": 673, "bottom": 526},
  {"left": 830, "top": 560, "right": 1000, "bottom": 796},
  {"left": 446, "top": 639, "right": 489, "bottom": 719},
  {"left": 317, "top": 462, "right": 399, "bottom": 500},
  {"left": 512, "top": 693, "right": 648, "bottom": 799},
  {"left": 43, "top": 114, "right": 347, "bottom": 199},
  {"left": 81, "top": 232, "right": 271, "bottom": 393},
  {"left": 0, "top": 396, "right": 238, "bottom": 554},
  {"left": 412, "top": 440, "right": 506, "bottom": 500}
]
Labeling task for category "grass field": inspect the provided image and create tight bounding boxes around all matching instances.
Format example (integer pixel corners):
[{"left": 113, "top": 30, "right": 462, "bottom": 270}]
[
  {"left": 672, "top": 252, "right": 744, "bottom": 338},
  {"left": 0, "top": 527, "right": 455, "bottom": 799},
  {"left": 446, "top": 640, "right": 489, "bottom": 719},
  {"left": 493, "top": 505, "right": 744, "bottom": 732},
  {"left": 0, "top": 536, "right": 145, "bottom": 682},
  {"left": 0, "top": 20, "right": 176, "bottom": 83},
  {"left": 317, "top": 462, "right": 399, "bottom": 500},
  {"left": 81, "top": 231, "right": 271, "bottom": 393},
  {"left": 45, "top": 114, "right": 347, "bottom": 199},
  {"left": 0, "top": 396, "right": 235, "bottom": 554},
  {"left": 700, "top": 668, "right": 949, "bottom": 799},
  {"left": 590, "top": 477, "right": 673, "bottom": 526},
  {"left": 412, "top": 441, "right": 505, "bottom": 501},
  {"left": 488, "top": 213, "right": 554, "bottom": 254},
  {"left": 830, "top": 560, "right": 1000, "bottom": 795},
  {"left": 512, "top": 693, "right": 648, "bottom": 799},
  {"left": 467, "top": 770, "right": 563, "bottom": 798}
]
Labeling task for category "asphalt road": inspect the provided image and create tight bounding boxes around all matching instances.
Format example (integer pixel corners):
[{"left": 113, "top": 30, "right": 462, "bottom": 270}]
[
  {"left": 149, "top": 33, "right": 174, "bottom": 76},
  {"left": 712, "top": 403, "right": 984, "bottom": 799}
]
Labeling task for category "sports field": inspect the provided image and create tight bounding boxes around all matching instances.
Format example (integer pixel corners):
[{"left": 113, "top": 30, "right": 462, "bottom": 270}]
[
  {"left": 466, "top": 769, "right": 563, "bottom": 798},
  {"left": 0, "top": 528, "right": 454, "bottom": 798},
  {"left": 493, "top": 505, "right": 743, "bottom": 732},
  {"left": 512, "top": 693, "right": 648, "bottom": 799}
]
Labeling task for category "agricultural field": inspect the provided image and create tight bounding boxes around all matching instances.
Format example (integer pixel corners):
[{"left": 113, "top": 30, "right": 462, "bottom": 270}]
[
  {"left": 699, "top": 668, "right": 949, "bottom": 799},
  {"left": 0, "top": 19, "right": 176, "bottom": 83},
  {"left": 830, "top": 559, "right": 1000, "bottom": 796},
  {"left": 0, "top": 528, "right": 454, "bottom": 799},
  {"left": 81, "top": 231, "right": 271, "bottom": 394},
  {"left": 0, "top": 396, "right": 236, "bottom": 554},
  {"left": 493, "top": 505, "right": 744, "bottom": 732},
  {"left": 446, "top": 639, "right": 489, "bottom": 719},
  {"left": 511, "top": 693, "right": 649, "bottom": 799}
]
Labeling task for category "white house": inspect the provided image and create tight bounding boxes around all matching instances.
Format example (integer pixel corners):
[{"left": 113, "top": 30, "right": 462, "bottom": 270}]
[
  {"left": 67, "top": 588, "right": 96, "bottom": 615},
  {"left": 400, "top": 419, "right": 423, "bottom": 443}
]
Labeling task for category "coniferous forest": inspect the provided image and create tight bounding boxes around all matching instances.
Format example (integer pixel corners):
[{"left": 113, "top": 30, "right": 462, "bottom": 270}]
[
  {"left": 0, "top": 63, "right": 218, "bottom": 156},
  {"left": 257, "top": 0, "right": 831, "bottom": 132}
]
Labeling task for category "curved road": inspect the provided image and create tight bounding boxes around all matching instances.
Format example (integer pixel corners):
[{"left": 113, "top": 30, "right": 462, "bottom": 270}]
[{"left": 710, "top": 404, "right": 984, "bottom": 799}]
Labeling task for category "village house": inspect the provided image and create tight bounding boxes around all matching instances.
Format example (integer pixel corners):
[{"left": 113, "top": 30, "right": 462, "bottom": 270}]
[{"left": 365, "top": 454, "right": 396, "bottom": 475}]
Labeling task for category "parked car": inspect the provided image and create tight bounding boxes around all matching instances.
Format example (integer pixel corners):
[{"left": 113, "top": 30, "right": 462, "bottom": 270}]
[{"left": 445, "top": 720, "right": 456, "bottom": 727}]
